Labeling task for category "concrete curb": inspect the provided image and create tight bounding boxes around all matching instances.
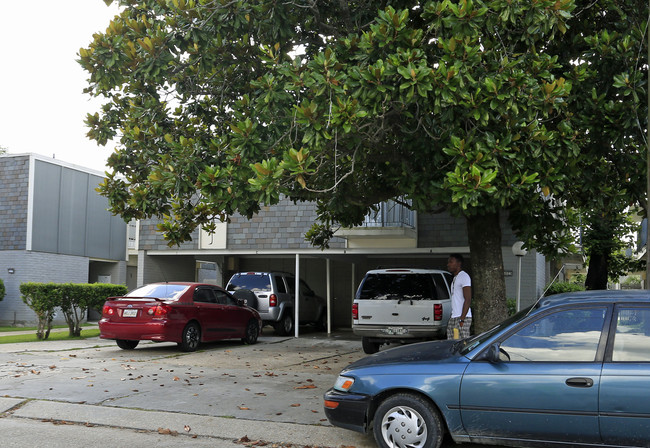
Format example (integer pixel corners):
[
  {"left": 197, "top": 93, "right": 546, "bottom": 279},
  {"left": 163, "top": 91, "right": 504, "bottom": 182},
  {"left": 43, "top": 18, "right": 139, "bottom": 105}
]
[{"left": 7, "top": 399, "right": 375, "bottom": 447}]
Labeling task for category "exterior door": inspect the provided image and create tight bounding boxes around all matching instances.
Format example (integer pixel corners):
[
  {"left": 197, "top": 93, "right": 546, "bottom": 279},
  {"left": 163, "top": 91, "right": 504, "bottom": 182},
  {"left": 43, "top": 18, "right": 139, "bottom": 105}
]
[
  {"left": 460, "top": 306, "right": 608, "bottom": 444},
  {"left": 214, "top": 289, "right": 248, "bottom": 336},
  {"left": 193, "top": 286, "right": 221, "bottom": 340},
  {"left": 600, "top": 305, "right": 650, "bottom": 446}
]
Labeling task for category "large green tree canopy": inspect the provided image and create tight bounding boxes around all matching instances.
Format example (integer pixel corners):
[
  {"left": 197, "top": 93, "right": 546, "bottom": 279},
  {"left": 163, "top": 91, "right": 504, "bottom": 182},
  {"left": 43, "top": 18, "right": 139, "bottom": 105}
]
[{"left": 81, "top": 0, "right": 644, "bottom": 331}]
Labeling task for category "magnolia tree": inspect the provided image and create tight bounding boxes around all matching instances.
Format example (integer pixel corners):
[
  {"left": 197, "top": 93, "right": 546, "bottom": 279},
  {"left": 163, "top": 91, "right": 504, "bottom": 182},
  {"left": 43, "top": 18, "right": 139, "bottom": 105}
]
[{"left": 81, "top": 0, "right": 589, "bottom": 331}]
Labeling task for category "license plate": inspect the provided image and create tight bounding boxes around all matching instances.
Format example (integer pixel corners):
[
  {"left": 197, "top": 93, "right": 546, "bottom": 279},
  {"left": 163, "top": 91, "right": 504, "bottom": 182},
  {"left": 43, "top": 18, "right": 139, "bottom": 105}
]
[
  {"left": 382, "top": 327, "right": 408, "bottom": 335},
  {"left": 123, "top": 309, "right": 138, "bottom": 318}
]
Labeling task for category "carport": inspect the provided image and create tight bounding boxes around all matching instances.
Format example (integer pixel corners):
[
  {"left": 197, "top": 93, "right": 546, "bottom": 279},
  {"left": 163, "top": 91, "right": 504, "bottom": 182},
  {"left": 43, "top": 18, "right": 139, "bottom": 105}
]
[{"left": 136, "top": 247, "right": 459, "bottom": 337}]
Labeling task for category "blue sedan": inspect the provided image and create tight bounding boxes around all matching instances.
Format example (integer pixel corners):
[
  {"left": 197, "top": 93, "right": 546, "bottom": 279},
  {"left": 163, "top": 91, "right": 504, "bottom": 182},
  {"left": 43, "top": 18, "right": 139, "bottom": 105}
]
[{"left": 324, "top": 290, "right": 650, "bottom": 448}]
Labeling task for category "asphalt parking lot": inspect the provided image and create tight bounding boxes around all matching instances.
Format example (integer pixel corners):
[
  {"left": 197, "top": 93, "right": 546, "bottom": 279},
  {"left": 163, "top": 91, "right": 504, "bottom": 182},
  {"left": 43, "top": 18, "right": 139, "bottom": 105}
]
[{"left": 0, "top": 326, "right": 488, "bottom": 448}]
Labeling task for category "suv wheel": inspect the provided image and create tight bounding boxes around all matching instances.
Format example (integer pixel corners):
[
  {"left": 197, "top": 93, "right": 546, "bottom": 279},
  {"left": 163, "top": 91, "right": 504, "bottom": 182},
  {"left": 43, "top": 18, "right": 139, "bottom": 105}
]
[
  {"left": 362, "top": 337, "right": 381, "bottom": 354},
  {"left": 274, "top": 313, "right": 294, "bottom": 336}
]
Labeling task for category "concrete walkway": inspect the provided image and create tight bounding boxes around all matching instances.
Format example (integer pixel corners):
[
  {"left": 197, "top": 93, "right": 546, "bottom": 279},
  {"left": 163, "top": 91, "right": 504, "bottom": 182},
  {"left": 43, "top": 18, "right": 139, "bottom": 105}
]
[{"left": 0, "top": 326, "right": 378, "bottom": 448}]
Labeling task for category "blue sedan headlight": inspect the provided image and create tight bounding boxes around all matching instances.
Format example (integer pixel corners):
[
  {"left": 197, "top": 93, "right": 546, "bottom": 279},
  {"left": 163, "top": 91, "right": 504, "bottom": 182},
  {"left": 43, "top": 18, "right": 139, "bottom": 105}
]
[{"left": 333, "top": 375, "right": 355, "bottom": 392}]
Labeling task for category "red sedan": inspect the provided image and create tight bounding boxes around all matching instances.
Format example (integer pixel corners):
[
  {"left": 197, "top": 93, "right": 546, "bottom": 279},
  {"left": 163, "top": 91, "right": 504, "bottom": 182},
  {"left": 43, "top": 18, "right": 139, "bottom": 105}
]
[{"left": 99, "top": 282, "right": 262, "bottom": 351}]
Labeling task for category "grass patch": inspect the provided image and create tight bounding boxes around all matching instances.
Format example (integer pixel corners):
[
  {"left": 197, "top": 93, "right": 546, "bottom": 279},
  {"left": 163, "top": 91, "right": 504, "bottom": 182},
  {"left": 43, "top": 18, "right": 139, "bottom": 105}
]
[
  {"left": 0, "top": 323, "right": 96, "bottom": 333},
  {"left": 0, "top": 329, "right": 101, "bottom": 344}
]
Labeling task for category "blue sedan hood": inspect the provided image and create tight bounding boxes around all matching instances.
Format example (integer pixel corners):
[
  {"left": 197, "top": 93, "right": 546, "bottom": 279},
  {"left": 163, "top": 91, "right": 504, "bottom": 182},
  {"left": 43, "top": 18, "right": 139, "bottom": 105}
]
[{"left": 347, "top": 339, "right": 459, "bottom": 370}]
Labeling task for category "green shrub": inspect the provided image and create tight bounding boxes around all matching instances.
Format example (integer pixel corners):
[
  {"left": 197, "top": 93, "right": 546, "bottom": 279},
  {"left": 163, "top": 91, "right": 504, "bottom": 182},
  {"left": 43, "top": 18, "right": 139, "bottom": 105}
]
[
  {"left": 20, "top": 283, "right": 58, "bottom": 339},
  {"left": 544, "top": 281, "right": 585, "bottom": 296},
  {"left": 20, "top": 283, "right": 128, "bottom": 339},
  {"left": 0, "top": 278, "right": 5, "bottom": 302}
]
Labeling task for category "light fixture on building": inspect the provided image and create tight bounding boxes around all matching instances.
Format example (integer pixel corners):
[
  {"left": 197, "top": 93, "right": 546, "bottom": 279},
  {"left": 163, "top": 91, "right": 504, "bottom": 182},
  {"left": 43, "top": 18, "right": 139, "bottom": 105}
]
[{"left": 7, "top": 268, "right": 15, "bottom": 274}]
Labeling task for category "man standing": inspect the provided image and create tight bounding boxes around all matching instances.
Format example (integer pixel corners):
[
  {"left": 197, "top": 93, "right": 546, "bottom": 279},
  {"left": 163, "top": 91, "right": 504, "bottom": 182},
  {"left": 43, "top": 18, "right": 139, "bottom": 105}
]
[{"left": 446, "top": 254, "right": 472, "bottom": 339}]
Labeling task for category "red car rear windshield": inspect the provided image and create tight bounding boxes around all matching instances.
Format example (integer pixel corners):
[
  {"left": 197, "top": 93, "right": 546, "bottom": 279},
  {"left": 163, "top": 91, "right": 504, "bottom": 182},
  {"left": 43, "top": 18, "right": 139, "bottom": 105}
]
[{"left": 125, "top": 284, "right": 189, "bottom": 300}]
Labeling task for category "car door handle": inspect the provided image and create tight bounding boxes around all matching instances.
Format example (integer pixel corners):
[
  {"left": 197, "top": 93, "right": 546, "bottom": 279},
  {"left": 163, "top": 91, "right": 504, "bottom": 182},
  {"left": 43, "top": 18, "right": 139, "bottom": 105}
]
[{"left": 566, "top": 377, "right": 594, "bottom": 388}]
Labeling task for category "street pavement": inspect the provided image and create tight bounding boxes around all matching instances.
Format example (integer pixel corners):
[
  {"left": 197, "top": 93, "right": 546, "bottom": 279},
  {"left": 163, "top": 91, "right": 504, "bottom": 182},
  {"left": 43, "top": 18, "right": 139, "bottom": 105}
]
[{"left": 0, "top": 326, "right": 488, "bottom": 448}]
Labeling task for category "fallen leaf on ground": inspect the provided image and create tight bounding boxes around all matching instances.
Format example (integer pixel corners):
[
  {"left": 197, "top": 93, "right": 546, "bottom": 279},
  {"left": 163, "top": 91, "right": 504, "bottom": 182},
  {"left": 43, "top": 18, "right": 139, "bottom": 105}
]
[{"left": 157, "top": 427, "right": 178, "bottom": 436}]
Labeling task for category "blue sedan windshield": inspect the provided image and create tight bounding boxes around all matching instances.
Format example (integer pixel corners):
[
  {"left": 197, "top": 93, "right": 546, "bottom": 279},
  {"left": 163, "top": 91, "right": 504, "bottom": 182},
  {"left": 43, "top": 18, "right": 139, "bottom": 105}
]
[{"left": 458, "top": 306, "right": 533, "bottom": 355}]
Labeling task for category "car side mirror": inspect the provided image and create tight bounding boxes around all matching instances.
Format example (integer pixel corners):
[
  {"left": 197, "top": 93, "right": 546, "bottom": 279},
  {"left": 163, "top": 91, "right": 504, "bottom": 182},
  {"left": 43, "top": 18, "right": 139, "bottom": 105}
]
[{"left": 478, "top": 343, "right": 502, "bottom": 363}]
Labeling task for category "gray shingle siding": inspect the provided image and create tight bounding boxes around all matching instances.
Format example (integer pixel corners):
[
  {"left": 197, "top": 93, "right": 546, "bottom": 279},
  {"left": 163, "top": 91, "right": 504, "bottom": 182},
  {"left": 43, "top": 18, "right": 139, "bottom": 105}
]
[
  {"left": 417, "top": 211, "right": 519, "bottom": 248},
  {"left": 137, "top": 197, "right": 347, "bottom": 250},
  {"left": 0, "top": 156, "right": 29, "bottom": 250}
]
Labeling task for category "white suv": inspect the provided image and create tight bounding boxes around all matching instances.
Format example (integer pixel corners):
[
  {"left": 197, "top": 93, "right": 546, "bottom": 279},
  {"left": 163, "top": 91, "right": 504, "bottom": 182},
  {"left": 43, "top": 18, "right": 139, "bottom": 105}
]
[
  {"left": 226, "top": 271, "right": 326, "bottom": 336},
  {"left": 353, "top": 268, "right": 453, "bottom": 353}
]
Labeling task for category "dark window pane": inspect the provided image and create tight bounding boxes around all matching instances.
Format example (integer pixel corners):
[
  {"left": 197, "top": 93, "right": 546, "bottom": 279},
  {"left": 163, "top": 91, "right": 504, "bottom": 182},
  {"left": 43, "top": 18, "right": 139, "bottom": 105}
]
[
  {"left": 194, "top": 287, "right": 215, "bottom": 303},
  {"left": 275, "top": 276, "right": 287, "bottom": 294},
  {"left": 359, "top": 274, "right": 434, "bottom": 300},
  {"left": 227, "top": 274, "right": 272, "bottom": 292}
]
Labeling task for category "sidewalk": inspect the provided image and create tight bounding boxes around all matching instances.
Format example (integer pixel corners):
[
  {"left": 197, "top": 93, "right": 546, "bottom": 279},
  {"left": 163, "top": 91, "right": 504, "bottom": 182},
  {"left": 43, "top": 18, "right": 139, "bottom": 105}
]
[{"left": 1, "top": 398, "right": 375, "bottom": 448}]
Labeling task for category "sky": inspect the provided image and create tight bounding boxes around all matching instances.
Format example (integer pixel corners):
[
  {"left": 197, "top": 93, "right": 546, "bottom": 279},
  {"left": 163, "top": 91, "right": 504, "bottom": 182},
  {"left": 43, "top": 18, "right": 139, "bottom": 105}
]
[{"left": 0, "top": 1, "right": 121, "bottom": 173}]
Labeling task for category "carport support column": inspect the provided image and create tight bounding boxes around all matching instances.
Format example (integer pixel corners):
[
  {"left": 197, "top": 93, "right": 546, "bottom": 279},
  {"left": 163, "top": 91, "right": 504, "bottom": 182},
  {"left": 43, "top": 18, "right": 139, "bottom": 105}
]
[
  {"left": 326, "top": 258, "right": 331, "bottom": 334},
  {"left": 295, "top": 254, "right": 300, "bottom": 338},
  {"left": 351, "top": 263, "right": 356, "bottom": 302}
]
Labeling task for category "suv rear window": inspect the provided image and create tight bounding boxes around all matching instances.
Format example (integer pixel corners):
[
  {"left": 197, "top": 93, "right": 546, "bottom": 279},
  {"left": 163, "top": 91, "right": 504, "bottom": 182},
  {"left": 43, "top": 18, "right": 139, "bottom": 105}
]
[
  {"left": 358, "top": 273, "right": 436, "bottom": 300},
  {"left": 227, "top": 273, "right": 272, "bottom": 292}
]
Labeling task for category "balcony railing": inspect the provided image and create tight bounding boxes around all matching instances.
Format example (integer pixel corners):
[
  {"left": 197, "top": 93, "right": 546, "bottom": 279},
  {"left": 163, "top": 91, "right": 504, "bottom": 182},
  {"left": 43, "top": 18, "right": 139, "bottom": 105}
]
[{"left": 362, "top": 198, "right": 415, "bottom": 229}]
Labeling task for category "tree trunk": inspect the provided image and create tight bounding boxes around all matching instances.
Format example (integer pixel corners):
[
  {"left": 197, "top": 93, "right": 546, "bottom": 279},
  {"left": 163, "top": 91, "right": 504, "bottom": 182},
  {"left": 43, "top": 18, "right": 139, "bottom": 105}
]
[
  {"left": 466, "top": 211, "right": 508, "bottom": 333},
  {"left": 585, "top": 251, "right": 608, "bottom": 290}
]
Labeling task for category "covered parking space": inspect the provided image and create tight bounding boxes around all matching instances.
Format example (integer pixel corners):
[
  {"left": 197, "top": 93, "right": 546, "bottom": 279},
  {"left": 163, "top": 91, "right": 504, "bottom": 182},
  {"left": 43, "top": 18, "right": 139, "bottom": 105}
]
[{"left": 135, "top": 248, "right": 459, "bottom": 337}]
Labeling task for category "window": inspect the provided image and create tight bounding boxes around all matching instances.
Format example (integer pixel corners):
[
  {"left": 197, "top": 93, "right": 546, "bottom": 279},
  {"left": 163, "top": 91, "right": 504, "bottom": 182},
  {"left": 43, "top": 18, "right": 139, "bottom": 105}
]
[
  {"left": 500, "top": 308, "right": 606, "bottom": 362},
  {"left": 194, "top": 287, "right": 216, "bottom": 303},
  {"left": 126, "top": 284, "right": 188, "bottom": 300},
  {"left": 612, "top": 307, "right": 650, "bottom": 362},
  {"left": 358, "top": 274, "right": 435, "bottom": 300},
  {"left": 215, "top": 290, "right": 235, "bottom": 306},
  {"left": 300, "top": 280, "right": 314, "bottom": 296},
  {"left": 432, "top": 273, "right": 450, "bottom": 300},
  {"left": 286, "top": 276, "right": 296, "bottom": 294},
  {"left": 227, "top": 274, "right": 271, "bottom": 292},
  {"left": 275, "top": 275, "right": 287, "bottom": 294}
]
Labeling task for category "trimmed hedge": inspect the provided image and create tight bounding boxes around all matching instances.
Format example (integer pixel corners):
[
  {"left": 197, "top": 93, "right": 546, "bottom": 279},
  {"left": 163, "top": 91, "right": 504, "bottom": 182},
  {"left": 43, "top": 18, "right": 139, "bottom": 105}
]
[
  {"left": 20, "top": 283, "right": 128, "bottom": 339},
  {"left": 0, "top": 278, "right": 5, "bottom": 302},
  {"left": 544, "top": 281, "right": 585, "bottom": 296}
]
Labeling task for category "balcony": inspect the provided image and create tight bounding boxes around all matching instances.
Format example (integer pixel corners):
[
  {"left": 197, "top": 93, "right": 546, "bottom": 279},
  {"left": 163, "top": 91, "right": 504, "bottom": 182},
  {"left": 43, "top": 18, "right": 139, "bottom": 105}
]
[{"left": 335, "top": 199, "right": 417, "bottom": 248}]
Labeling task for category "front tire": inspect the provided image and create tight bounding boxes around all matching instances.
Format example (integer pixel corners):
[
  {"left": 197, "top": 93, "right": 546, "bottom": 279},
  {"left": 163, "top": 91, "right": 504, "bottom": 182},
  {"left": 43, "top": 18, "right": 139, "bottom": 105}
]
[
  {"left": 274, "top": 313, "right": 294, "bottom": 336},
  {"left": 373, "top": 393, "right": 443, "bottom": 448},
  {"left": 242, "top": 319, "right": 260, "bottom": 345},
  {"left": 116, "top": 339, "right": 139, "bottom": 350},
  {"left": 178, "top": 322, "right": 200, "bottom": 352}
]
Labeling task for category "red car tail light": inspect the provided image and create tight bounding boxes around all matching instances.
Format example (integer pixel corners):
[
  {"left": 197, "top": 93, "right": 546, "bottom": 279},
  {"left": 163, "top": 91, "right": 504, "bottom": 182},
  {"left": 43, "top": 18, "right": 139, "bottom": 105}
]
[
  {"left": 352, "top": 303, "right": 358, "bottom": 320},
  {"left": 434, "top": 304, "right": 443, "bottom": 321},
  {"left": 103, "top": 305, "right": 114, "bottom": 316},
  {"left": 148, "top": 304, "right": 171, "bottom": 318},
  {"left": 269, "top": 294, "right": 277, "bottom": 307}
]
